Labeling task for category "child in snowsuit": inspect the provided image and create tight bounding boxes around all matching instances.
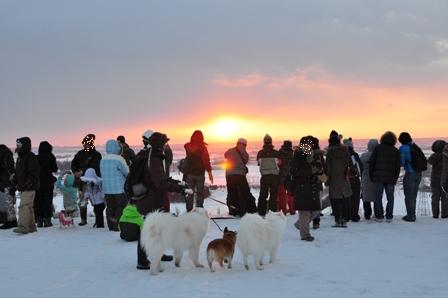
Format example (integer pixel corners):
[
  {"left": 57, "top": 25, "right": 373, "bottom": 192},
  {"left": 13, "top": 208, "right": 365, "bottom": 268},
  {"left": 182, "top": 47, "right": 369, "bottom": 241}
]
[
  {"left": 80, "top": 168, "right": 105, "bottom": 228},
  {"left": 55, "top": 172, "right": 78, "bottom": 217}
]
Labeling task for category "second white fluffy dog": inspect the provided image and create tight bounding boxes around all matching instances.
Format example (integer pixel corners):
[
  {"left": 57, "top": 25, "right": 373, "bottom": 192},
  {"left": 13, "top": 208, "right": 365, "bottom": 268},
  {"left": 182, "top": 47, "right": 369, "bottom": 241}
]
[
  {"left": 237, "top": 212, "right": 287, "bottom": 270},
  {"left": 140, "top": 208, "right": 209, "bottom": 275}
]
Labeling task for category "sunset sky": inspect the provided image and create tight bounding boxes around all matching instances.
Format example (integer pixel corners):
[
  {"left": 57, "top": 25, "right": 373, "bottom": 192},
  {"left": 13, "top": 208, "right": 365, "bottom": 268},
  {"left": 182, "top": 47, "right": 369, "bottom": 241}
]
[{"left": 1, "top": 0, "right": 447, "bottom": 147}]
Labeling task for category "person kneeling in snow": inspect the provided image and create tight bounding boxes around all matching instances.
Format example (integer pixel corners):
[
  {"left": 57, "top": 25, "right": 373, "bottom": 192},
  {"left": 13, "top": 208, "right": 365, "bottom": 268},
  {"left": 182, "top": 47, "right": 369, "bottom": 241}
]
[{"left": 119, "top": 198, "right": 143, "bottom": 241}]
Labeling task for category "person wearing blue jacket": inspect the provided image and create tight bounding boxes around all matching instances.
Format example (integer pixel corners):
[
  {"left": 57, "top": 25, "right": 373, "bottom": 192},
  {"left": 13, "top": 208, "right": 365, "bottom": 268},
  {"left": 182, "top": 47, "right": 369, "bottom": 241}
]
[
  {"left": 100, "top": 140, "right": 129, "bottom": 231},
  {"left": 399, "top": 132, "right": 422, "bottom": 222}
]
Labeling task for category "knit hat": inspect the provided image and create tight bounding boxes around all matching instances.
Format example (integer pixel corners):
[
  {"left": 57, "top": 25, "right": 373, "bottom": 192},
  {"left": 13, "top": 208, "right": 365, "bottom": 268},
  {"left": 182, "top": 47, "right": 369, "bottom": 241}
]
[
  {"left": 263, "top": 134, "right": 272, "bottom": 144},
  {"left": 237, "top": 138, "right": 247, "bottom": 146},
  {"left": 343, "top": 138, "right": 354, "bottom": 149}
]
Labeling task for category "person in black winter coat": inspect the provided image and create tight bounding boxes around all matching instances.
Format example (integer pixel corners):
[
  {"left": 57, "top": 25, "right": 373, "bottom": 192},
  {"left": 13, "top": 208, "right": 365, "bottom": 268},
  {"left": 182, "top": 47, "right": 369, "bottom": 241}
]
[
  {"left": 290, "top": 136, "right": 323, "bottom": 241},
  {"left": 12, "top": 137, "right": 40, "bottom": 234},
  {"left": 71, "top": 134, "right": 102, "bottom": 226},
  {"left": 428, "top": 140, "right": 448, "bottom": 218},
  {"left": 134, "top": 131, "right": 192, "bottom": 270},
  {"left": 35, "top": 141, "right": 58, "bottom": 227},
  {"left": 343, "top": 139, "right": 363, "bottom": 222},
  {"left": 369, "top": 131, "right": 401, "bottom": 221},
  {"left": 278, "top": 140, "right": 295, "bottom": 215},
  {"left": 0, "top": 145, "right": 17, "bottom": 229}
]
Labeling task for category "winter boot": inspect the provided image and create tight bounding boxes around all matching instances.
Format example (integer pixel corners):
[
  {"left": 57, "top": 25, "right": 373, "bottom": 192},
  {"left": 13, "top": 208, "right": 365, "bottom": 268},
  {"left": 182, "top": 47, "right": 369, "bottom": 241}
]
[
  {"left": 136, "top": 263, "right": 150, "bottom": 270},
  {"left": 0, "top": 219, "right": 18, "bottom": 229},
  {"left": 301, "top": 236, "right": 315, "bottom": 242},
  {"left": 161, "top": 254, "right": 173, "bottom": 262},
  {"left": 37, "top": 218, "right": 43, "bottom": 228},
  {"left": 43, "top": 218, "right": 53, "bottom": 227}
]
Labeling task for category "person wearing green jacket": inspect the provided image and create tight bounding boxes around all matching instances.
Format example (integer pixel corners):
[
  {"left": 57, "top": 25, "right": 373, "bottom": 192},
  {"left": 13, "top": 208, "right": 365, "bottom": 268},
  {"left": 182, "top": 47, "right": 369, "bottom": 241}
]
[{"left": 119, "top": 200, "right": 143, "bottom": 242}]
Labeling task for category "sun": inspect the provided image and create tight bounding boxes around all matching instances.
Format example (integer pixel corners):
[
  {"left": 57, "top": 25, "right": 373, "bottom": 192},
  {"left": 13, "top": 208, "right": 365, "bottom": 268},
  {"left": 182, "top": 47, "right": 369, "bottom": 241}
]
[{"left": 208, "top": 118, "right": 239, "bottom": 141}]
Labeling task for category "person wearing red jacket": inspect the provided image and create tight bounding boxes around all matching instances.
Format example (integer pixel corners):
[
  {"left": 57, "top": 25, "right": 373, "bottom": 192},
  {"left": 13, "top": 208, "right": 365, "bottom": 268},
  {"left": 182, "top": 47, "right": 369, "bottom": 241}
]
[{"left": 183, "top": 130, "right": 213, "bottom": 212}]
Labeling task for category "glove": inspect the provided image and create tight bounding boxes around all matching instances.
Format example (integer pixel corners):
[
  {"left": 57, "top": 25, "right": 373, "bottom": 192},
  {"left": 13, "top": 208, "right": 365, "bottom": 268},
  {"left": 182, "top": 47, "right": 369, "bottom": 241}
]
[{"left": 179, "top": 181, "right": 187, "bottom": 187}]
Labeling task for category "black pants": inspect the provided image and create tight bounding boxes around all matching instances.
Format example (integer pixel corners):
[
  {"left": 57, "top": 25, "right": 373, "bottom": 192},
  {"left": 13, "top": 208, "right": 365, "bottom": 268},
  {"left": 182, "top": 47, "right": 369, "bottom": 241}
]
[
  {"left": 258, "top": 174, "right": 280, "bottom": 216},
  {"left": 105, "top": 194, "right": 128, "bottom": 231},
  {"left": 93, "top": 203, "right": 105, "bottom": 228},
  {"left": 226, "top": 175, "right": 257, "bottom": 216},
  {"left": 34, "top": 187, "right": 54, "bottom": 219},
  {"left": 331, "top": 198, "right": 349, "bottom": 223},
  {"left": 80, "top": 206, "right": 88, "bottom": 223},
  {"left": 363, "top": 202, "right": 373, "bottom": 219},
  {"left": 137, "top": 228, "right": 150, "bottom": 266},
  {"left": 348, "top": 177, "right": 361, "bottom": 221},
  {"left": 120, "top": 222, "right": 140, "bottom": 242},
  {"left": 185, "top": 175, "right": 205, "bottom": 212}
]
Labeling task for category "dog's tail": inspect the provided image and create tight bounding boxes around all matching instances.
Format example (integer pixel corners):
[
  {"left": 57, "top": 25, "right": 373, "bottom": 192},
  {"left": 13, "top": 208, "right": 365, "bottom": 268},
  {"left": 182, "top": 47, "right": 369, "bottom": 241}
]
[
  {"left": 140, "top": 211, "right": 166, "bottom": 256},
  {"left": 206, "top": 248, "right": 215, "bottom": 270}
]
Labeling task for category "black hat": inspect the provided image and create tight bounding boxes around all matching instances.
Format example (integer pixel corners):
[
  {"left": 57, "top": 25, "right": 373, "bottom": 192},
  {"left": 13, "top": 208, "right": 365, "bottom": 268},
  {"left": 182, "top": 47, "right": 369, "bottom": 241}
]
[
  {"left": 282, "top": 140, "right": 292, "bottom": 149},
  {"left": 149, "top": 132, "right": 170, "bottom": 149}
]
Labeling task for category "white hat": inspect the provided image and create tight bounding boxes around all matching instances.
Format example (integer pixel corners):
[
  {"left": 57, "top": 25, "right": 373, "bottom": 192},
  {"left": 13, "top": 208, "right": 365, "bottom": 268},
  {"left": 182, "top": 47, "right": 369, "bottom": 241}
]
[
  {"left": 80, "top": 168, "right": 101, "bottom": 184},
  {"left": 142, "top": 130, "right": 154, "bottom": 141}
]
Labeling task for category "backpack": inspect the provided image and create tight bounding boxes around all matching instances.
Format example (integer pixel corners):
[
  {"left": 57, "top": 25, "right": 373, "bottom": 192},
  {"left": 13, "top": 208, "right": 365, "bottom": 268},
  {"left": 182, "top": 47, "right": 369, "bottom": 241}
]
[
  {"left": 177, "top": 158, "right": 188, "bottom": 174},
  {"left": 124, "top": 149, "right": 152, "bottom": 199},
  {"left": 409, "top": 144, "right": 427, "bottom": 172}
]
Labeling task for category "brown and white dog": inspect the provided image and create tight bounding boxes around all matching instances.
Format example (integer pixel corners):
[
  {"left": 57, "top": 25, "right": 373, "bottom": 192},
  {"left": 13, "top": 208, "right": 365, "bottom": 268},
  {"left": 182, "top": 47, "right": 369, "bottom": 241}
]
[{"left": 206, "top": 227, "right": 237, "bottom": 272}]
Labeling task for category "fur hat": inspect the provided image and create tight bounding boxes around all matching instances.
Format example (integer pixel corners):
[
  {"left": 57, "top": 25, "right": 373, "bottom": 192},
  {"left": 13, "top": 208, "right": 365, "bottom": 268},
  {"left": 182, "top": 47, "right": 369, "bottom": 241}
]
[{"left": 149, "top": 132, "right": 169, "bottom": 149}]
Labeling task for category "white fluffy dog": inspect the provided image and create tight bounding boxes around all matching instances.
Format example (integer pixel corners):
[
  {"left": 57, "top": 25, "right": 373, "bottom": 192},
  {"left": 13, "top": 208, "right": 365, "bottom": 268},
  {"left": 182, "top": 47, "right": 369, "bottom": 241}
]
[
  {"left": 237, "top": 211, "right": 287, "bottom": 270},
  {"left": 140, "top": 208, "right": 209, "bottom": 275}
]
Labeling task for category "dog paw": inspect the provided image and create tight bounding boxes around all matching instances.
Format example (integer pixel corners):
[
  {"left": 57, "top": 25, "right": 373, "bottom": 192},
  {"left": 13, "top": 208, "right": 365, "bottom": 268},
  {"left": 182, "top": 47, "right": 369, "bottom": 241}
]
[
  {"left": 175, "top": 262, "right": 180, "bottom": 267},
  {"left": 150, "top": 271, "right": 159, "bottom": 276},
  {"left": 195, "top": 264, "right": 204, "bottom": 268},
  {"left": 244, "top": 265, "right": 249, "bottom": 271}
]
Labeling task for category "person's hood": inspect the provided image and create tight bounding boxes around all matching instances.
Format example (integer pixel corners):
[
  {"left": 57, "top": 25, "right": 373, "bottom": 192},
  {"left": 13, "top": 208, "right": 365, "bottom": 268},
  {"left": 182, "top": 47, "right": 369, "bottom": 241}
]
[
  {"left": 380, "top": 131, "right": 397, "bottom": 146},
  {"left": 106, "top": 140, "right": 121, "bottom": 155},
  {"left": 432, "top": 140, "right": 446, "bottom": 153},
  {"left": 38, "top": 141, "right": 53, "bottom": 154},
  {"left": 0, "top": 144, "right": 12, "bottom": 158},
  {"left": 64, "top": 174, "right": 75, "bottom": 187},
  {"left": 443, "top": 144, "right": 448, "bottom": 158},
  {"left": 367, "top": 139, "right": 379, "bottom": 153},
  {"left": 16, "top": 137, "right": 32, "bottom": 155},
  {"left": 80, "top": 168, "right": 101, "bottom": 184}
]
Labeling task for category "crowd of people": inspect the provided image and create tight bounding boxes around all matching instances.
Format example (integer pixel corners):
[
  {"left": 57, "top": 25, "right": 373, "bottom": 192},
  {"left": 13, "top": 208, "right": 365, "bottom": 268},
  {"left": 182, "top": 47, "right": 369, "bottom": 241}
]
[{"left": 0, "top": 129, "right": 447, "bottom": 268}]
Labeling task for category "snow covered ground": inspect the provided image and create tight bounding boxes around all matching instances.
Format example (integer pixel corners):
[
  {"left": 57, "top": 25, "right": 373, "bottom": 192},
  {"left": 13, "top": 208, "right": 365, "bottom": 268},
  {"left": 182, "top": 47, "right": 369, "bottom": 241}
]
[{"left": 1, "top": 190, "right": 447, "bottom": 298}]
